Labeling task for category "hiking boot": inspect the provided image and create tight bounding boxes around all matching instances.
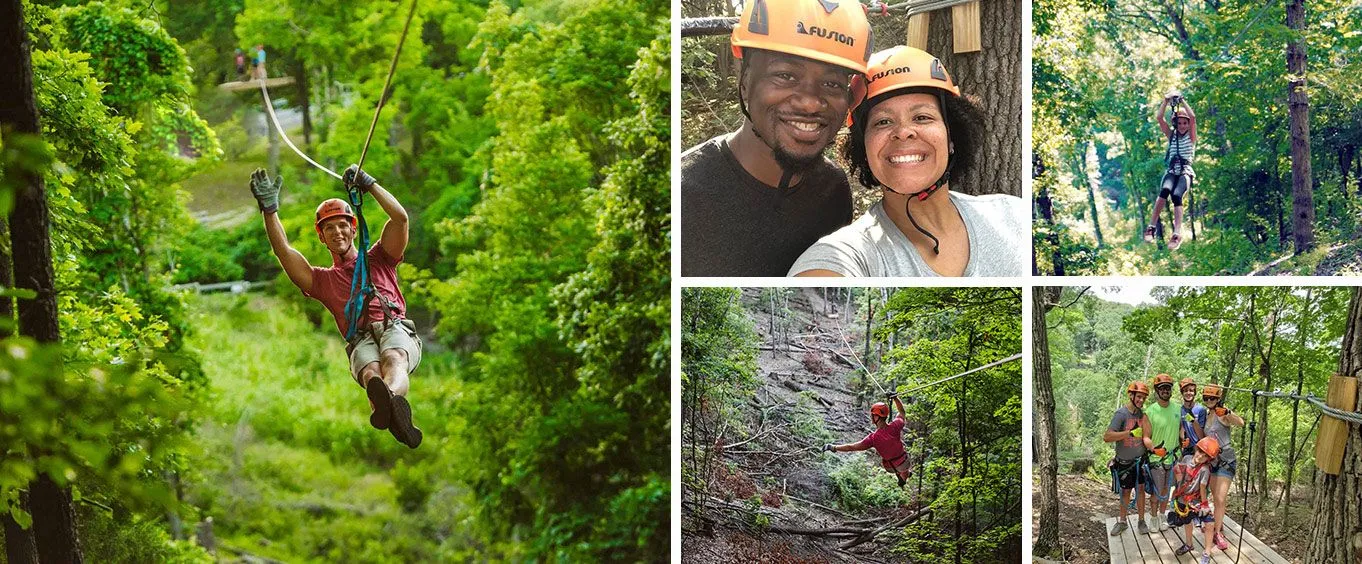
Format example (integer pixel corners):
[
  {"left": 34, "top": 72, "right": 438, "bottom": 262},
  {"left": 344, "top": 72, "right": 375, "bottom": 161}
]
[
  {"left": 1137, "top": 518, "right": 1150, "bottom": 535},
  {"left": 1214, "top": 531, "right": 1229, "bottom": 550},
  {"left": 366, "top": 377, "right": 393, "bottom": 430},
  {"left": 389, "top": 395, "right": 423, "bottom": 449},
  {"left": 1109, "top": 521, "right": 1127, "bottom": 536},
  {"left": 1144, "top": 225, "right": 1156, "bottom": 243},
  {"left": 1175, "top": 545, "right": 1193, "bottom": 556}
]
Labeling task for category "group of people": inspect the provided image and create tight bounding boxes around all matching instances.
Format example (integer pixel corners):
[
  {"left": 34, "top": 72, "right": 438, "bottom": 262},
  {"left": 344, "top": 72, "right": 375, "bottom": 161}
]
[
  {"left": 680, "top": 0, "right": 1028, "bottom": 278},
  {"left": 235, "top": 45, "right": 267, "bottom": 81},
  {"left": 1106, "top": 374, "right": 1242, "bottom": 563}
]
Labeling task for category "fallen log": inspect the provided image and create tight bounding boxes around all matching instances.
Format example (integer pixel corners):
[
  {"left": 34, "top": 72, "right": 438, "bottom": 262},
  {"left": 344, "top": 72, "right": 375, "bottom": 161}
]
[
  {"left": 840, "top": 507, "right": 934, "bottom": 549},
  {"left": 767, "top": 524, "right": 869, "bottom": 536}
]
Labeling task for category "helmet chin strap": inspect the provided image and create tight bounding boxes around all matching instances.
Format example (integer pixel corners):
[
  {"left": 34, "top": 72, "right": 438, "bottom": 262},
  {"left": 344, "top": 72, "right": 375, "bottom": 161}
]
[{"left": 896, "top": 91, "right": 952, "bottom": 255}]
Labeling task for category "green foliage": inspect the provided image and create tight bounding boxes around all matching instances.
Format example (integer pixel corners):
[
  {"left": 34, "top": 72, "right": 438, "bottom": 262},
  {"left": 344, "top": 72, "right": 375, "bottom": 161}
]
[{"left": 826, "top": 458, "right": 913, "bottom": 512}]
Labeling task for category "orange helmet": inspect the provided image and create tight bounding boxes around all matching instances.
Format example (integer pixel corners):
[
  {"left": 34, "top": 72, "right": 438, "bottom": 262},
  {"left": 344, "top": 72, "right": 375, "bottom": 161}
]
[
  {"left": 870, "top": 402, "right": 890, "bottom": 421},
  {"left": 856, "top": 45, "right": 959, "bottom": 103},
  {"left": 1196, "top": 437, "right": 1220, "bottom": 459},
  {"left": 1127, "top": 381, "right": 1149, "bottom": 395},
  {"left": 1152, "top": 373, "right": 1174, "bottom": 389},
  {"left": 1202, "top": 385, "right": 1223, "bottom": 401},
  {"left": 731, "top": 0, "right": 873, "bottom": 74},
  {"left": 314, "top": 198, "right": 357, "bottom": 235},
  {"left": 1179, "top": 378, "right": 1197, "bottom": 392}
]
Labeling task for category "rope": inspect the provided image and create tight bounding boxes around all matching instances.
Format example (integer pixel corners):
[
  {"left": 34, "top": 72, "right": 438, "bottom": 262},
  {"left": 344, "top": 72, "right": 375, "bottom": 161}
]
[
  {"left": 355, "top": 0, "right": 419, "bottom": 176},
  {"left": 897, "top": 353, "right": 1023, "bottom": 396},
  {"left": 257, "top": 77, "right": 342, "bottom": 180}
]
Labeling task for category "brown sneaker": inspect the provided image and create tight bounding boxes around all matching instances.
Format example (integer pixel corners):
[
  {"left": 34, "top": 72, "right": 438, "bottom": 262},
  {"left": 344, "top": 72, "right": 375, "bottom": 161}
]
[
  {"left": 389, "top": 395, "right": 423, "bottom": 449},
  {"left": 366, "top": 377, "right": 393, "bottom": 430}
]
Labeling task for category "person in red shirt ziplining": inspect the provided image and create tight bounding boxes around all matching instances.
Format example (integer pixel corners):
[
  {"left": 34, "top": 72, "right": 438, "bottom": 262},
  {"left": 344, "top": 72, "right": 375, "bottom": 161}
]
[
  {"left": 825, "top": 392, "right": 912, "bottom": 487},
  {"left": 248, "top": 165, "right": 424, "bottom": 449}
]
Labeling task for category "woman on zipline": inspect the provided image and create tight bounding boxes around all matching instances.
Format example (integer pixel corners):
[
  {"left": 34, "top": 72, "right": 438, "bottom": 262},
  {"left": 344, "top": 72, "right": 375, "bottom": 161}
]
[
  {"left": 1143, "top": 90, "right": 1197, "bottom": 250},
  {"left": 1199, "top": 385, "right": 1242, "bottom": 551},
  {"left": 824, "top": 392, "right": 912, "bottom": 487},
  {"left": 249, "top": 165, "right": 424, "bottom": 449}
]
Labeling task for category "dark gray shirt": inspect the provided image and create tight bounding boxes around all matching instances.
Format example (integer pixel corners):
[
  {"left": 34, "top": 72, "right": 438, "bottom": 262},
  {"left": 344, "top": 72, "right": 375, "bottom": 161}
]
[
  {"left": 1108, "top": 405, "right": 1147, "bottom": 462},
  {"left": 681, "top": 135, "right": 853, "bottom": 277}
]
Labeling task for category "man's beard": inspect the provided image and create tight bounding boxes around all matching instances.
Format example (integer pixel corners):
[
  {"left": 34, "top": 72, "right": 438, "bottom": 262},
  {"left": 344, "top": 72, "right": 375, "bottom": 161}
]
[{"left": 771, "top": 143, "right": 825, "bottom": 175}]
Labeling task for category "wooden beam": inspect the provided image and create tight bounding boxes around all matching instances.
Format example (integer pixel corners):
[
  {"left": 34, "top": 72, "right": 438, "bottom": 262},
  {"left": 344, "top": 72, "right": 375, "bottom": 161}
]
[
  {"left": 951, "top": 0, "right": 981, "bottom": 54},
  {"left": 218, "top": 76, "right": 296, "bottom": 92},
  {"left": 905, "top": 12, "right": 929, "bottom": 51},
  {"left": 1315, "top": 374, "right": 1357, "bottom": 475}
]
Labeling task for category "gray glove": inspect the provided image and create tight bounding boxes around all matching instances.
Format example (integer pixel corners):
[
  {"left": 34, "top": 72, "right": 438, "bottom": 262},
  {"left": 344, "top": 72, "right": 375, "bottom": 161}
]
[
  {"left": 343, "top": 164, "right": 376, "bottom": 191},
  {"left": 249, "top": 168, "right": 281, "bottom": 213}
]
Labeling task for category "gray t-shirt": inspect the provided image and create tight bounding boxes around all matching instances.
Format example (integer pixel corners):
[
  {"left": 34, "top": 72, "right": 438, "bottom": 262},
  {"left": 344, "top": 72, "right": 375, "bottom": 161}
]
[
  {"left": 681, "top": 135, "right": 853, "bottom": 277},
  {"left": 1204, "top": 410, "right": 1236, "bottom": 463},
  {"left": 786, "top": 192, "right": 1027, "bottom": 277},
  {"left": 1108, "top": 405, "right": 1148, "bottom": 462}
]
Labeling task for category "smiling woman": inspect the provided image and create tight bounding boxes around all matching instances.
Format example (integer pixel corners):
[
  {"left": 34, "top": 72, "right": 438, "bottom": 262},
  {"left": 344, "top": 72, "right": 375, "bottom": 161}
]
[{"left": 788, "top": 46, "right": 1028, "bottom": 277}]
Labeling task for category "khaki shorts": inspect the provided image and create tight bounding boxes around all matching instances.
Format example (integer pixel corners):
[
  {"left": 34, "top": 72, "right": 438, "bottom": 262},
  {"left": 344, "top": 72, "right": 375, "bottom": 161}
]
[{"left": 347, "top": 319, "right": 422, "bottom": 386}]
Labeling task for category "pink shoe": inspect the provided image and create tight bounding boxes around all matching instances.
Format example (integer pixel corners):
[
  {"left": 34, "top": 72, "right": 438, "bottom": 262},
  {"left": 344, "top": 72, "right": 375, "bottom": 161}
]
[{"left": 1214, "top": 531, "right": 1229, "bottom": 550}]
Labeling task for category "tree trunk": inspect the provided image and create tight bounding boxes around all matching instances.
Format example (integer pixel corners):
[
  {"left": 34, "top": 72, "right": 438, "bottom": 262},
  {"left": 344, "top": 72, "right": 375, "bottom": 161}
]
[
  {"left": 1339, "top": 145, "right": 1354, "bottom": 198},
  {"left": 1287, "top": 0, "right": 1314, "bottom": 254},
  {"left": 1083, "top": 143, "right": 1104, "bottom": 247},
  {"left": 1304, "top": 288, "right": 1362, "bottom": 564},
  {"left": 292, "top": 56, "right": 312, "bottom": 149},
  {"left": 0, "top": 0, "right": 82, "bottom": 561},
  {"left": 1032, "top": 287, "right": 1061, "bottom": 557},
  {"left": 927, "top": 0, "right": 1021, "bottom": 196},
  {"left": 1283, "top": 289, "right": 1311, "bottom": 525},
  {"left": 864, "top": 290, "right": 873, "bottom": 370}
]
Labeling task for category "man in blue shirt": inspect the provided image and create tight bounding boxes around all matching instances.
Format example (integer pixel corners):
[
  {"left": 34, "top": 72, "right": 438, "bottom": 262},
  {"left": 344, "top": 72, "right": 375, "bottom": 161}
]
[{"left": 1178, "top": 377, "right": 1207, "bottom": 457}]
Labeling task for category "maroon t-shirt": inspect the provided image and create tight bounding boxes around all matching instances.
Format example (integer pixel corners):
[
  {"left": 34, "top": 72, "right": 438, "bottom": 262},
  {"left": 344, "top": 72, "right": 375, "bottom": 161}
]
[
  {"left": 304, "top": 242, "right": 407, "bottom": 337},
  {"left": 856, "top": 416, "right": 907, "bottom": 462}
]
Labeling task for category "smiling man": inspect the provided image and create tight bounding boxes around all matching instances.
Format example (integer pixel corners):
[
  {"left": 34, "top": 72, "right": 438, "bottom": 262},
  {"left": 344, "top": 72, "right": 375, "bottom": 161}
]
[
  {"left": 680, "top": 0, "right": 871, "bottom": 276},
  {"left": 248, "top": 165, "right": 424, "bottom": 449}
]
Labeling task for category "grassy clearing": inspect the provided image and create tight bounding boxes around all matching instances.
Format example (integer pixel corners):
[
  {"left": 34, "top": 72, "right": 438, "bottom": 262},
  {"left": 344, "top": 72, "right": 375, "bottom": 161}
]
[{"left": 183, "top": 292, "right": 465, "bottom": 562}]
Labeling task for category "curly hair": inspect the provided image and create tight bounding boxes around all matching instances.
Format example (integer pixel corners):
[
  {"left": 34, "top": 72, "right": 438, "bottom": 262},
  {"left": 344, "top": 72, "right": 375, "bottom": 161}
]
[{"left": 841, "top": 87, "right": 988, "bottom": 191}]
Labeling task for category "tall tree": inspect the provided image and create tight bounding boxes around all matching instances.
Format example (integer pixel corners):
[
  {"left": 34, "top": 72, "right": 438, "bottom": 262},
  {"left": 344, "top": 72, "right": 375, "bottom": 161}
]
[
  {"left": 1032, "top": 286, "right": 1061, "bottom": 557},
  {"left": 925, "top": 0, "right": 1022, "bottom": 195},
  {"left": 1287, "top": 0, "right": 1314, "bottom": 253},
  {"left": 0, "top": 0, "right": 81, "bottom": 560},
  {"left": 1305, "top": 287, "right": 1361, "bottom": 563}
]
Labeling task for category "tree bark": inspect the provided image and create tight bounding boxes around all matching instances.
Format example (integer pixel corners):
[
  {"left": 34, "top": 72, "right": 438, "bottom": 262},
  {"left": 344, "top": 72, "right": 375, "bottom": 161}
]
[
  {"left": 1304, "top": 288, "right": 1362, "bottom": 564},
  {"left": 1081, "top": 142, "right": 1104, "bottom": 247},
  {"left": 1287, "top": 0, "right": 1314, "bottom": 254},
  {"left": 1032, "top": 287, "right": 1061, "bottom": 557},
  {"left": 0, "top": 0, "right": 83, "bottom": 561},
  {"left": 927, "top": 0, "right": 1021, "bottom": 196},
  {"left": 1035, "top": 184, "right": 1065, "bottom": 276},
  {"left": 1282, "top": 289, "right": 1310, "bottom": 526}
]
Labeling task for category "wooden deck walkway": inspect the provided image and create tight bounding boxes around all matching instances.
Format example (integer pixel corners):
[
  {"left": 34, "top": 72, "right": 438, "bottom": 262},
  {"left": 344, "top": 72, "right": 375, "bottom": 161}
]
[
  {"left": 1103, "top": 514, "right": 1288, "bottom": 563},
  {"left": 217, "top": 76, "right": 296, "bottom": 92}
]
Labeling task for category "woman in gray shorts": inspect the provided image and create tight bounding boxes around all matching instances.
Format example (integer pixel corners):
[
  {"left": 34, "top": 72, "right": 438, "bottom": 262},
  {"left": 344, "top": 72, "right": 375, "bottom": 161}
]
[
  {"left": 1201, "top": 385, "right": 1243, "bottom": 551},
  {"left": 788, "top": 46, "right": 1027, "bottom": 278}
]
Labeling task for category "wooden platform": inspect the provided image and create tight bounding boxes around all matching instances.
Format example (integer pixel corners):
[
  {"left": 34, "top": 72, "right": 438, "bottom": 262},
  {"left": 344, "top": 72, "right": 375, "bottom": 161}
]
[
  {"left": 1102, "top": 514, "right": 1288, "bottom": 563},
  {"left": 217, "top": 76, "right": 295, "bottom": 92}
]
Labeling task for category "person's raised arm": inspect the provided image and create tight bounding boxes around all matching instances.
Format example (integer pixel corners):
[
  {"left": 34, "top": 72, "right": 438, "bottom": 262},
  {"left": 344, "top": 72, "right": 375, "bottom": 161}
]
[
  {"left": 1181, "top": 98, "right": 1198, "bottom": 144},
  {"left": 250, "top": 169, "right": 313, "bottom": 293},
  {"left": 344, "top": 165, "right": 408, "bottom": 261},
  {"left": 1156, "top": 96, "right": 1172, "bottom": 137}
]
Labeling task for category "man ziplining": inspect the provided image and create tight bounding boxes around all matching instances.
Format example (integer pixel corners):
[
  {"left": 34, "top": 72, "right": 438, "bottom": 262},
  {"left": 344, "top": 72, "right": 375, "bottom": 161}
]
[
  {"left": 1143, "top": 90, "right": 1197, "bottom": 250},
  {"left": 825, "top": 392, "right": 913, "bottom": 487},
  {"left": 248, "top": 165, "right": 424, "bottom": 449}
]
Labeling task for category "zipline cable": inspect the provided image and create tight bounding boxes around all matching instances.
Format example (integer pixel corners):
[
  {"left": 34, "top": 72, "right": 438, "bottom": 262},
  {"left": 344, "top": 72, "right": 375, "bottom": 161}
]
[
  {"left": 898, "top": 353, "right": 1023, "bottom": 396},
  {"left": 1198, "top": 382, "right": 1362, "bottom": 425},
  {"left": 355, "top": 0, "right": 420, "bottom": 178},
  {"left": 257, "top": 78, "right": 342, "bottom": 180}
]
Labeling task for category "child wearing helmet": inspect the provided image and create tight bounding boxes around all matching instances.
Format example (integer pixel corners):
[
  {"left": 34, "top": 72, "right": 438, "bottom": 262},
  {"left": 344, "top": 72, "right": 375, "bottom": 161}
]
[
  {"left": 248, "top": 165, "right": 424, "bottom": 449},
  {"left": 1168, "top": 437, "right": 1219, "bottom": 562},
  {"left": 1143, "top": 90, "right": 1197, "bottom": 249},
  {"left": 824, "top": 393, "right": 912, "bottom": 487},
  {"left": 788, "top": 45, "right": 1027, "bottom": 277},
  {"left": 1102, "top": 380, "right": 1150, "bottom": 536},
  {"left": 681, "top": 0, "right": 872, "bottom": 276}
]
